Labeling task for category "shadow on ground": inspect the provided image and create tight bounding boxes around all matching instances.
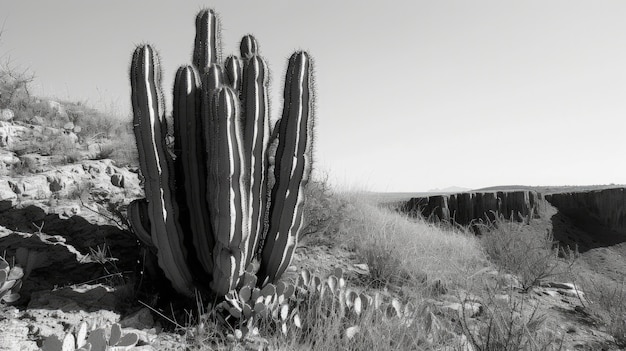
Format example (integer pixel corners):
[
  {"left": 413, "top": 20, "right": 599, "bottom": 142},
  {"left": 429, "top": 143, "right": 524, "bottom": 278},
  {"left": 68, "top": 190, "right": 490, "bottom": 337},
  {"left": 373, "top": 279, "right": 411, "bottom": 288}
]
[{"left": 0, "top": 204, "right": 145, "bottom": 312}]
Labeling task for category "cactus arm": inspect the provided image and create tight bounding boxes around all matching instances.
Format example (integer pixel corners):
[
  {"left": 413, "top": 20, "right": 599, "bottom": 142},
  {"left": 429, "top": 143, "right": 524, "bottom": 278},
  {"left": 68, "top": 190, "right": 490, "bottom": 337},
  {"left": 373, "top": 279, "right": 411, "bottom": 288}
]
[
  {"left": 240, "top": 54, "right": 271, "bottom": 270},
  {"left": 172, "top": 65, "right": 215, "bottom": 275},
  {"left": 259, "top": 52, "right": 313, "bottom": 284},
  {"left": 193, "top": 9, "right": 220, "bottom": 73},
  {"left": 130, "top": 45, "right": 194, "bottom": 296},
  {"left": 224, "top": 55, "right": 243, "bottom": 92},
  {"left": 208, "top": 86, "right": 249, "bottom": 295},
  {"left": 240, "top": 34, "right": 258, "bottom": 60}
]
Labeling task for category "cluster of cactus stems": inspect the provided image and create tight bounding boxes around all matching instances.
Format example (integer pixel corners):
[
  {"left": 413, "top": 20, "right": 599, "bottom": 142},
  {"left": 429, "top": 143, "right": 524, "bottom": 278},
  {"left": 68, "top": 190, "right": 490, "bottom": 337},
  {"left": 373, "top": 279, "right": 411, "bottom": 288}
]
[{"left": 129, "top": 8, "right": 314, "bottom": 297}]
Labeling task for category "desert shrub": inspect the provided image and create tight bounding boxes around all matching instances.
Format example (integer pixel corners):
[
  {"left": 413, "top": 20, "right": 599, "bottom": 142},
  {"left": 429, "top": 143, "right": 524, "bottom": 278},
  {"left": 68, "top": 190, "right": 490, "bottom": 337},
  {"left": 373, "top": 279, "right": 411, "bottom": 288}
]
[
  {"left": 301, "top": 176, "right": 347, "bottom": 237},
  {"left": 479, "top": 215, "right": 574, "bottom": 291},
  {"left": 578, "top": 276, "right": 626, "bottom": 347},
  {"left": 461, "top": 285, "right": 564, "bottom": 350},
  {"left": 104, "top": 133, "right": 138, "bottom": 166},
  {"left": 0, "top": 56, "right": 34, "bottom": 111},
  {"left": 63, "top": 101, "right": 131, "bottom": 139}
]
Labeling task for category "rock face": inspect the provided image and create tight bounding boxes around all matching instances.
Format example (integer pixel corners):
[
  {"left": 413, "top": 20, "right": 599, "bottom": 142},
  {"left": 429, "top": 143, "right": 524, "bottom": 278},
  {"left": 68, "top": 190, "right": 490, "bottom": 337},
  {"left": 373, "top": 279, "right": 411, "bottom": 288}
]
[
  {"left": 545, "top": 188, "right": 626, "bottom": 232},
  {"left": 401, "top": 190, "right": 543, "bottom": 226}
]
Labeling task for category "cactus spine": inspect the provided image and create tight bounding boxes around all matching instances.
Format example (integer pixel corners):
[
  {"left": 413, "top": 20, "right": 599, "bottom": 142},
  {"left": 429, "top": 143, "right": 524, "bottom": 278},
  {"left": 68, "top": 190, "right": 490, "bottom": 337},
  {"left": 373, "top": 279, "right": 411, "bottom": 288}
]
[{"left": 129, "top": 8, "right": 314, "bottom": 297}]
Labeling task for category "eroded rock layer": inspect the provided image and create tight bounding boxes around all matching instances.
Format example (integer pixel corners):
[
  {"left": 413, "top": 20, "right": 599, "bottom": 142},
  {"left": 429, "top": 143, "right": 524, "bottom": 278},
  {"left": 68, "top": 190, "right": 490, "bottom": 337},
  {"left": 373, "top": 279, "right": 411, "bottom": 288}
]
[
  {"left": 401, "top": 190, "right": 543, "bottom": 225},
  {"left": 545, "top": 188, "right": 626, "bottom": 232}
]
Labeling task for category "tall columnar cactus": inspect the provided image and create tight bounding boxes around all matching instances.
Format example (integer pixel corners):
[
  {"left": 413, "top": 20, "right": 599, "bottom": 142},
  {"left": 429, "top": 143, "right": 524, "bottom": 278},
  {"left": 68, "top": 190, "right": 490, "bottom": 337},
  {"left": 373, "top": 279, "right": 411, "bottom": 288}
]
[{"left": 129, "top": 8, "right": 314, "bottom": 297}]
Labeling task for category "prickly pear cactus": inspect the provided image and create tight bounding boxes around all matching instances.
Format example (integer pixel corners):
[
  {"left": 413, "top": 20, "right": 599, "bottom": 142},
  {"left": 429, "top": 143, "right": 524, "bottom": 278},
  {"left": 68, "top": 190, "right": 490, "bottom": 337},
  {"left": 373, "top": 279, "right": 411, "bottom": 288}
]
[
  {"left": 0, "top": 255, "right": 23, "bottom": 304},
  {"left": 129, "top": 8, "right": 314, "bottom": 297}
]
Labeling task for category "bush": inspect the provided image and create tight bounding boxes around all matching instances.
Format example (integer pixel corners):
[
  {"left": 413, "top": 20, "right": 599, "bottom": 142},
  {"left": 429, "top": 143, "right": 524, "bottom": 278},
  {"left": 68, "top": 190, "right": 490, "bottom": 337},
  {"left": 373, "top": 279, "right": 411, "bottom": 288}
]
[
  {"left": 301, "top": 176, "right": 347, "bottom": 237},
  {"left": 461, "top": 284, "right": 564, "bottom": 350},
  {"left": 578, "top": 275, "right": 626, "bottom": 347},
  {"left": 479, "top": 215, "right": 574, "bottom": 291}
]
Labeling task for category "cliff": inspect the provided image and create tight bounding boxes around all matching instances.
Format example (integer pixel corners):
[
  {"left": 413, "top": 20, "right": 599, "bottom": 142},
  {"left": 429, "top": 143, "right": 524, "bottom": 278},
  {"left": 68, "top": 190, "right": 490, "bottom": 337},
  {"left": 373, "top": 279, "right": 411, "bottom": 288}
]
[
  {"left": 400, "top": 190, "right": 543, "bottom": 225},
  {"left": 399, "top": 187, "right": 626, "bottom": 239},
  {"left": 545, "top": 188, "right": 626, "bottom": 232}
]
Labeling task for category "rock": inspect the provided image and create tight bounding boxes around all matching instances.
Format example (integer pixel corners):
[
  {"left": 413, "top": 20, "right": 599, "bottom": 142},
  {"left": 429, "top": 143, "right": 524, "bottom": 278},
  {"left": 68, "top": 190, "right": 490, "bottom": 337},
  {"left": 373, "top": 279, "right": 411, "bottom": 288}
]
[
  {"left": 546, "top": 188, "right": 626, "bottom": 232},
  {"left": 8, "top": 175, "right": 52, "bottom": 198},
  {"left": 120, "top": 308, "right": 155, "bottom": 330},
  {"left": 441, "top": 301, "right": 482, "bottom": 318},
  {"left": 29, "top": 284, "right": 119, "bottom": 311},
  {"left": 111, "top": 173, "right": 125, "bottom": 188},
  {"left": 0, "top": 313, "right": 38, "bottom": 351},
  {"left": 18, "top": 153, "right": 49, "bottom": 173},
  {"left": 0, "top": 108, "right": 14, "bottom": 121},
  {"left": 63, "top": 121, "right": 75, "bottom": 131},
  {"left": 30, "top": 115, "right": 46, "bottom": 125},
  {"left": 0, "top": 180, "right": 17, "bottom": 211},
  {"left": 0, "top": 151, "right": 19, "bottom": 165},
  {"left": 47, "top": 175, "right": 65, "bottom": 192},
  {"left": 47, "top": 100, "right": 67, "bottom": 118},
  {"left": 0, "top": 127, "right": 9, "bottom": 147},
  {"left": 352, "top": 263, "right": 369, "bottom": 275},
  {"left": 61, "top": 130, "right": 79, "bottom": 144}
]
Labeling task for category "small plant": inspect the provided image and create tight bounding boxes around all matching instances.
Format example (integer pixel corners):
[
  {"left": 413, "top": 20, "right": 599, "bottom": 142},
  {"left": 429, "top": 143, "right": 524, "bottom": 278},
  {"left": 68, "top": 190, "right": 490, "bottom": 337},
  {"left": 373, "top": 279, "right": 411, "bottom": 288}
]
[
  {"left": 41, "top": 321, "right": 139, "bottom": 351},
  {"left": 0, "top": 255, "right": 23, "bottom": 304}
]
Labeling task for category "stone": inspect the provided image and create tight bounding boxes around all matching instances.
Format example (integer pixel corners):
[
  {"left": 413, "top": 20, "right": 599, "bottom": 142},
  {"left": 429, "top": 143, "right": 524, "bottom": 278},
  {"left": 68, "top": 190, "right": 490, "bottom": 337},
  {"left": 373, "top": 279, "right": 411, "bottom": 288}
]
[
  {"left": 120, "top": 308, "right": 155, "bottom": 330},
  {"left": 63, "top": 121, "right": 75, "bottom": 131},
  {"left": 47, "top": 175, "right": 64, "bottom": 192},
  {"left": 0, "top": 108, "right": 14, "bottom": 121},
  {"left": 47, "top": 100, "right": 67, "bottom": 118}
]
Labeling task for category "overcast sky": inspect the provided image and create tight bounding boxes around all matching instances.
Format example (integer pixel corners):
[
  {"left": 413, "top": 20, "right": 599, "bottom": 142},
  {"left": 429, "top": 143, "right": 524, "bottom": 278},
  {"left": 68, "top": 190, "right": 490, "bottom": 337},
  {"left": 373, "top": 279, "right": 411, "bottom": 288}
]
[{"left": 1, "top": 1, "right": 625, "bottom": 192}]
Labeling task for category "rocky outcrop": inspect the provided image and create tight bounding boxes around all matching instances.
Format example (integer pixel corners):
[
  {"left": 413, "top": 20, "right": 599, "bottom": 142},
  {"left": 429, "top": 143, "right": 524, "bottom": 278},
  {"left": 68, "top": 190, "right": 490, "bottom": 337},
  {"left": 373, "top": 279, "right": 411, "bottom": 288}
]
[
  {"left": 401, "top": 190, "right": 544, "bottom": 225},
  {"left": 0, "top": 159, "right": 142, "bottom": 211},
  {"left": 545, "top": 188, "right": 626, "bottom": 232}
]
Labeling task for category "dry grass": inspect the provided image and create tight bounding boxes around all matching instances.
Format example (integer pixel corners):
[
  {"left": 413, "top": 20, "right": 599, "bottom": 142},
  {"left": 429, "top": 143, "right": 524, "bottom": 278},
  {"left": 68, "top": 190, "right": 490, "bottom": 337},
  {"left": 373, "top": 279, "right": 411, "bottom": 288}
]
[
  {"left": 577, "top": 274, "right": 626, "bottom": 347},
  {"left": 337, "top": 192, "right": 488, "bottom": 293}
]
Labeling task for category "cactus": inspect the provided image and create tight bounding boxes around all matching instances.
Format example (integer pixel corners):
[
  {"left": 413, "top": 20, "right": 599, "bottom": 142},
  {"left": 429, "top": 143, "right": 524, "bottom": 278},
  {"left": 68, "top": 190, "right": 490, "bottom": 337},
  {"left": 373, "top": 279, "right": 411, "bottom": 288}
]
[
  {"left": 42, "top": 322, "right": 139, "bottom": 351},
  {"left": 0, "top": 255, "right": 23, "bottom": 304},
  {"left": 129, "top": 8, "right": 314, "bottom": 297}
]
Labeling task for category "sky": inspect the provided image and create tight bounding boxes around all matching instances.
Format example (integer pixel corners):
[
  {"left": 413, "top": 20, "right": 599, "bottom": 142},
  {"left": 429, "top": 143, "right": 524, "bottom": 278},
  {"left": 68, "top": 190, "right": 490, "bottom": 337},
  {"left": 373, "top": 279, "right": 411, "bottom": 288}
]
[{"left": 1, "top": 1, "right": 625, "bottom": 192}]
